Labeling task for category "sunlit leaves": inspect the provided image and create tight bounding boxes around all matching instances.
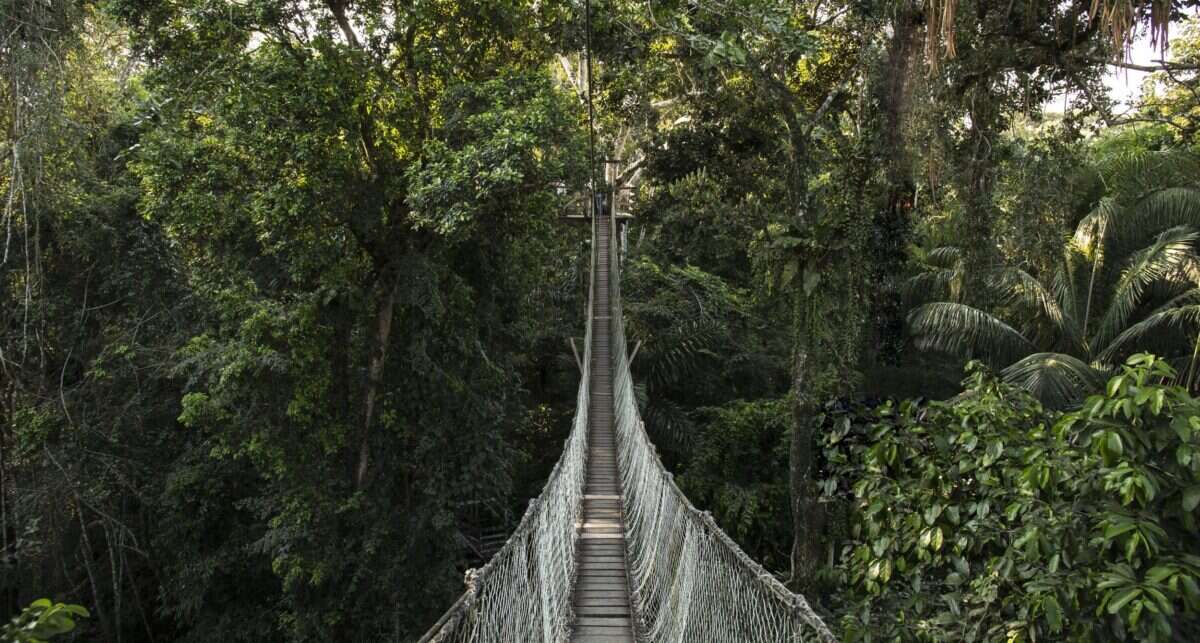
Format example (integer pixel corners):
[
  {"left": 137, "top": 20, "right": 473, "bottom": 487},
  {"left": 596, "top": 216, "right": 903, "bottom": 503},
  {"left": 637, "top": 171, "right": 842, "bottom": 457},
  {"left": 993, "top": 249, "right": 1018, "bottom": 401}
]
[{"left": 406, "top": 75, "right": 578, "bottom": 237}]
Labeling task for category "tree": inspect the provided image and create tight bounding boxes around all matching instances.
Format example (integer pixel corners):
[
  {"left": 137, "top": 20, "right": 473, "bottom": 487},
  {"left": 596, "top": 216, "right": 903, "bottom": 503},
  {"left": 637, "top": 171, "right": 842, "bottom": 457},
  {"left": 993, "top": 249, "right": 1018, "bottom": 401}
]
[
  {"left": 605, "top": 0, "right": 884, "bottom": 587},
  {"left": 76, "top": 0, "right": 585, "bottom": 633},
  {"left": 1138, "top": 16, "right": 1200, "bottom": 142}
]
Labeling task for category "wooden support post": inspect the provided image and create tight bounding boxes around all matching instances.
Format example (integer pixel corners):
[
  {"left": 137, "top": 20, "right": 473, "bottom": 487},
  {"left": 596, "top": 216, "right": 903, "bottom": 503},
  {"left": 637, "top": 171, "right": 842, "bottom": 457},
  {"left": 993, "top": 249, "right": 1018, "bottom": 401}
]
[
  {"left": 568, "top": 335, "right": 583, "bottom": 371},
  {"left": 629, "top": 340, "right": 643, "bottom": 365}
]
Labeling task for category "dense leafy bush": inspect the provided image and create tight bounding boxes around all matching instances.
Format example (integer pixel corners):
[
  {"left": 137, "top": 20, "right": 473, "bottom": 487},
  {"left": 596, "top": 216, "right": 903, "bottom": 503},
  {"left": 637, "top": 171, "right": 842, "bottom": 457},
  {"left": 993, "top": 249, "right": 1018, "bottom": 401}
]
[
  {"left": 680, "top": 400, "right": 793, "bottom": 570},
  {"left": 825, "top": 354, "right": 1200, "bottom": 642}
]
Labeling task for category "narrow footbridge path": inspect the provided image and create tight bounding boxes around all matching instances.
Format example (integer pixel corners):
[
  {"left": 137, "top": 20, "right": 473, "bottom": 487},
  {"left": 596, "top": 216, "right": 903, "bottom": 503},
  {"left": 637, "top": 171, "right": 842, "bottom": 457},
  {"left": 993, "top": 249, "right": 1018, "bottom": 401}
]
[
  {"left": 571, "top": 208, "right": 634, "bottom": 641},
  {"left": 420, "top": 202, "right": 835, "bottom": 643}
]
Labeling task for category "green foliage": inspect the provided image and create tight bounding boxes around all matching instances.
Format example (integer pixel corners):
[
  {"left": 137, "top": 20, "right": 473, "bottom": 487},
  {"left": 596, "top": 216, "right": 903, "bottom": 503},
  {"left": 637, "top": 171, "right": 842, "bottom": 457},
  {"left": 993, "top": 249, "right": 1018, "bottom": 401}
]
[
  {"left": 680, "top": 400, "right": 793, "bottom": 569},
  {"left": 4, "top": 1, "right": 1198, "bottom": 641},
  {"left": 622, "top": 257, "right": 747, "bottom": 453},
  {"left": 1, "top": 600, "right": 89, "bottom": 643},
  {"left": 909, "top": 150, "right": 1200, "bottom": 407},
  {"left": 112, "top": 1, "right": 586, "bottom": 637},
  {"left": 825, "top": 354, "right": 1200, "bottom": 641},
  {"left": 3, "top": 2, "right": 585, "bottom": 640}
]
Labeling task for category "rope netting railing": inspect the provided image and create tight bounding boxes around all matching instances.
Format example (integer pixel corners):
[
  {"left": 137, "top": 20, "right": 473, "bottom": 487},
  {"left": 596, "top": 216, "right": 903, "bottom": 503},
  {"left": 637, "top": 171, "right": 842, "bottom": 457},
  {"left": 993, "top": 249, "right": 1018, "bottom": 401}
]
[
  {"left": 606, "top": 214, "right": 837, "bottom": 643},
  {"left": 419, "top": 215, "right": 599, "bottom": 643}
]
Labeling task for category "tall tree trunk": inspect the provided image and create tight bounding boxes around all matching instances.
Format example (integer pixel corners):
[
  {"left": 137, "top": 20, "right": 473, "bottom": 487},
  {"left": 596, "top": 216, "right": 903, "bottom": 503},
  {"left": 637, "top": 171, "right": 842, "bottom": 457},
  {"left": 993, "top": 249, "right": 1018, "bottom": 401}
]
[
  {"left": 789, "top": 345, "right": 811, "bottom": 581},
  {"left": 868, "top": 9, "right": 920, "bottom": 365},
  {"left": 0, "top": 383, "right": 15, "bottom": 619},
  {"left": 355, "top": 275, "right": 400, "bottom": 490},
  {"left": 788, "top": 297, "right": 829, "bottom": 588},
  {"left": 75, "top": 503, "right": 113, "bottom": 642},
  {"left": 784, "top": 90, "right": 824, "bottom": 589},
  {"left": 960, "top": 95, "right": 1001, "bottom": 308}
]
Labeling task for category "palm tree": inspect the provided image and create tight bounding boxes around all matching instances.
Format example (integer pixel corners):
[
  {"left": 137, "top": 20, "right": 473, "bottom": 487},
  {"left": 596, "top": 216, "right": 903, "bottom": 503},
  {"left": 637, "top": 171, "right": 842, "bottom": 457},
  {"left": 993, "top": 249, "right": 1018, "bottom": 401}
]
[{"left": 908, "top": 151, "right": 1200, "bottom": 407}]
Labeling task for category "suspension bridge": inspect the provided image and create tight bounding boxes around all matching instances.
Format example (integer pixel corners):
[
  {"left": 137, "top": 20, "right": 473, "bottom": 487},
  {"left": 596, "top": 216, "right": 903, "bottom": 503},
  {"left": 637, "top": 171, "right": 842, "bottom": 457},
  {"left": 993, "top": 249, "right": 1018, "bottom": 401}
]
[{"left": 418, "top": 198, "right": 835, "bottom": 642}]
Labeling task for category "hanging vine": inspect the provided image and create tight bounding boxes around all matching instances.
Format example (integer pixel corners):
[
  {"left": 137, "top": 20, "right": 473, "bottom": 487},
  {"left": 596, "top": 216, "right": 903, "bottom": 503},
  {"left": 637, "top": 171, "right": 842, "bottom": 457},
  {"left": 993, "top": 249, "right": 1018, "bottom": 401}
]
[{"left": 923, "top": 0, "right": 1174, "bottom": 73}]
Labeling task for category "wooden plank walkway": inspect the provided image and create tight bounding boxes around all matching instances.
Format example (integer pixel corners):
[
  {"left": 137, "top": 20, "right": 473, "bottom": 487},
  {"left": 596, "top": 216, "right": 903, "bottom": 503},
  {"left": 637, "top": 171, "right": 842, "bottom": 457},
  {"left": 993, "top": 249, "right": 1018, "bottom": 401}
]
[{"left": 570, "top": 212, "right": 635, "bottom": 643}]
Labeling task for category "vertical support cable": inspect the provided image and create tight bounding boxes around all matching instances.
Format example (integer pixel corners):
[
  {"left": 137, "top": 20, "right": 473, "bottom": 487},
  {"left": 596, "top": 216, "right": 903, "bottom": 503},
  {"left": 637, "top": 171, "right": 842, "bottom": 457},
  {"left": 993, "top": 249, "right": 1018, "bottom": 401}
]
[{"left": 584, "top": 0, "right": 597, "bottom": 204}]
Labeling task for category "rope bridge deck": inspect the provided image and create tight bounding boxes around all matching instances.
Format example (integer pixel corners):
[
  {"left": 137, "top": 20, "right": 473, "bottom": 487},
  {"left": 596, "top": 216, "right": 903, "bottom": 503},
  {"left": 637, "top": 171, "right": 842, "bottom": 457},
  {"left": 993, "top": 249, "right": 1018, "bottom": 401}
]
[
  {"left": 419, "top": 205, "right": 835, "bottom": 643},
  {"left": 572, "top": 209, "right": 634, "bottom": 641}
]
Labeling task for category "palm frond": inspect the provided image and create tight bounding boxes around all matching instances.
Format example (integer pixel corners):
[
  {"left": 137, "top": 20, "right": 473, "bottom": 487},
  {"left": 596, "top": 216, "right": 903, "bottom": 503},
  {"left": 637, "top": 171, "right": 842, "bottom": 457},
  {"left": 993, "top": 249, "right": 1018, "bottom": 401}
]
[
  {"left": 1092, "top": 226, "right": 1199, "bottom": 352},
  {"left": 1069, "top": 200, "right": 1118, "bottom": 335},
  {"left": 1178, "top": 254, "right": 1200, "bottom": 286},
  {"left": 1095, "top": 150, "right": 1200, "bottom": 203},
  {"left": 1000, "top": 352, "right": 1107, "bottom": 409},
  {"left": 1054, "top": 257, "right": 1087, "bottom": 334},
  {"left": 905, "top": 268, "right": 963, "bottom": 304},
  {"left": 908, "top": 302, "right": 1035, "bottom": 366},
  {"left": 637, "top": 319, "right": 724, "bottom": 391},
  {"left": 996, "top": 267, "right": 1079, "bottom": 349},
  {"left": 1096, "top": 289, "right": 1200, "bottom": 365},
  {"left": 1071, "top": 198, "right": 1117, "bottom": 259},
  {"left": 1104, "top": 187, "right": 1200, "bottom": 261},
  {"left": 905, "top": 246, "right": 965, "bottom": 304},
  {"left": 926, "top": 246, "right": 963, "bottom": 267},
  {"left": 641, "top": 394, "right": 698, "bottom": 456}
]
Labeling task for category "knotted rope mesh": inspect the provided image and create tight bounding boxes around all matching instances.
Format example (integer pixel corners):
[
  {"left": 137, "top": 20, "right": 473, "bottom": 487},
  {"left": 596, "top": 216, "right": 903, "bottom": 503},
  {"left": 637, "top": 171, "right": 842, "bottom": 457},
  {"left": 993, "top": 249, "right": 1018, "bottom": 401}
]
[
  {"left": 419, "top": 216, "right": 598, "bottom": 643},
  {"left": 606, "top": 214, "right": 836, "bottom": 643}
]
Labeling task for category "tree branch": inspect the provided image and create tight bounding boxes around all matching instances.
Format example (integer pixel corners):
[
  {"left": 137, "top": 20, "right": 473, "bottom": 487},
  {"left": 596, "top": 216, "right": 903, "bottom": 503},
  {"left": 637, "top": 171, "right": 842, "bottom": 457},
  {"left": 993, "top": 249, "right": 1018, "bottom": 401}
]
[
  {"left": 615, "top": 154, "right": 646, "bottom": 188},
  {"left": 802, "top": 80, "right": 848, "bottom": 137},
  {"left": 557, "top": 55, "right": 587, "bottom": 105},
  {"left": 323, "top": 0, "right": 361, "bottom": 49},
  {"left": 1080, "top": 57, "right": 1200, "bottom": 73}
]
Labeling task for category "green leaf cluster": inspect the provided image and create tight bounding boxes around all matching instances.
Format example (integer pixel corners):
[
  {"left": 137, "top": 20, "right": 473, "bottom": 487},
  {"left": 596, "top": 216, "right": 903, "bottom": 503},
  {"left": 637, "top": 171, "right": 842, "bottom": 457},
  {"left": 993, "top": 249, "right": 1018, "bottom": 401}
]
[
  {"left": 1, "top": 599, "right": 90, "bottom": 643},
  {"left": 826, "top": 354, "right": 1200, "bottom": 642}
]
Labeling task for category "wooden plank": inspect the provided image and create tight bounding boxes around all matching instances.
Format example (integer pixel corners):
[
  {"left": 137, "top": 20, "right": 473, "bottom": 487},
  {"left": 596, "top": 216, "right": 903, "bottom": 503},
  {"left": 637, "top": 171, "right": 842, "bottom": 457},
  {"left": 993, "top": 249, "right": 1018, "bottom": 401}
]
[
  {"left": 577, "top": 565, "right": 627, "bottom": 573},
  {"left": 579, "top": 562, "right": 626, "bottom": 570},
  {"left": 575, "top": 617, "right": 632, "bottom": 628},
  {"left": 575, "top": 602, "right": 631, "bottom": 611},
  {"left": 574, "top": 600, "right": 629, "bottom": 607},
  {"left": 576, "top": 606, "right": 631, "bottom": 616},
  {"left": 575, "top": 592, "right": 629, "bottom": 601},
  {"left": 575, "top": 594, "right": 628, "bottom": 602}
]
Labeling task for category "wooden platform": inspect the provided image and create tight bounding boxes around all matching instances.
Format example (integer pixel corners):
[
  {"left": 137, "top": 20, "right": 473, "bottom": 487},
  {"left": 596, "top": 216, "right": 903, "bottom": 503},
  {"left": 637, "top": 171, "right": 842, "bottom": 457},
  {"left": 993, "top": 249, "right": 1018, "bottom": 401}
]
[{"left": 570, "top": 213, "right": 635, "bottom": 643}]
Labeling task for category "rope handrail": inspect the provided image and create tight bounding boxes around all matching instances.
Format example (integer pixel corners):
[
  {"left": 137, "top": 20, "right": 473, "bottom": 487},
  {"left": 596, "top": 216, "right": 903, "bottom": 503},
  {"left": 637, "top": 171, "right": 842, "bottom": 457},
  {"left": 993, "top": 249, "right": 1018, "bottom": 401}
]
[
  {"left": 606, "top": 211, "right": 837, "bottom": 643},
  {"left": 418, "top": 212, "right": 599, "bottom": 643}
]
